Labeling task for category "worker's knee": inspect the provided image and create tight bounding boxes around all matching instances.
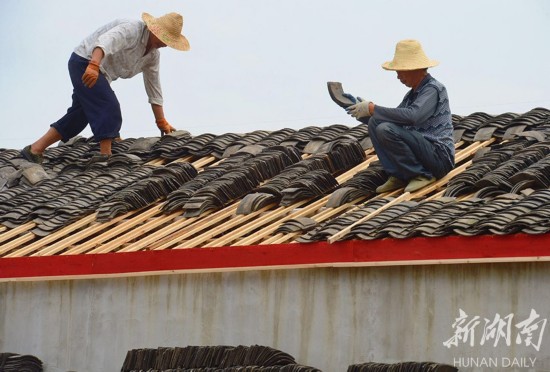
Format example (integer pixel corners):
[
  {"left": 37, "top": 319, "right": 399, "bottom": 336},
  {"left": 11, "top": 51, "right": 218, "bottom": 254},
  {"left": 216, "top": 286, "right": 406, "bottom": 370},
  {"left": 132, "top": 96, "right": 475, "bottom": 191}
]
[{"left": 373, "top": 122, "right": 401, "bottom": 143}]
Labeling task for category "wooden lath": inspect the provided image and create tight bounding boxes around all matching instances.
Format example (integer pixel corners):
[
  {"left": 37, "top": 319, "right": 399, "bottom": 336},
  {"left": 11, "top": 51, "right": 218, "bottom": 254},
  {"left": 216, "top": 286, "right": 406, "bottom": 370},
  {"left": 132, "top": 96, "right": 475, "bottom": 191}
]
[
  {"left": 85, "top": 210, "right": 182, "bottom": 254},
  {"left": 228, "top": 197, "right": 329, "bottom": 247},
  {"left": 0, "top": 231, "right": 36, "bottom": 257},
  {"left": 60, "top": 206, "right": 163, "bottom": 255},
  {"left": 0, "top": 222, "right": 36, "bottom": 248},
  {"left": 258, "top": 196, "right": 370, "bottom": 245},
  {"left": 6, "top": 214, "right": 98, "bottom": 258},
  {"left": 179, "top": 203, "right": 280, "bottom": 248}
]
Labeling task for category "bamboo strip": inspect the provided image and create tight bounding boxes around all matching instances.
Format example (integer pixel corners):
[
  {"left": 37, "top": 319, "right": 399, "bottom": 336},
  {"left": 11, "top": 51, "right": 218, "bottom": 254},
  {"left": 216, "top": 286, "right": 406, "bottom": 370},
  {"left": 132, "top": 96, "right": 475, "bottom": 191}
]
[
  {"left": 22, "top": 213, "right": 100, "bottom": 256},
  {"left": 425, "top": 189, "right": 446, "bottom": 201},
  {"left": 171, "top": 155, "right": 194, "bottom": 163},
  {"left": 0, "top": 222, "right": 36, "bottom": 246},
  {"left": 192, "top": 156, "right": 219, "bottom": 170},
  {"left": 151, "top": 206, "right": 243, "bottom": 250},
  {"left": 37, "top": 210, "right": 144, "bottom": 257},
  {"left": 260, "top": 233, "right": 285, "bottom": 245},
  {"left": 181, "top": 203, "right": 277, "bottom": 249},
  {"left": 12, "top": 214, "right": 98, "bottom": 257},
  {"left": 149, "top": 217, "right": 204, "bottom": 251},
  {"left": 209, "top": 200, "right": 310, "bottom": 247},
  {"left": 61, "top": 206, "right": 162, "bottom": 255},
  {"left": 454, "top": 139, "right": 495, "bottom": 163},
  {"left": 145, "top": 158, "right": 166, "bottom": 166},
  {"left": 260, "top": 232, "right": 301, "bottom": 245},
  {"left": 411, "top": 160, "right": 473, "bottom": 199},
  {"left": 313, "top": 196, "right": 368, "bottom": 222},
  {"left": 231, "top": 197, "right": 331, "bottom": 247},
  {"left": 0, "top": 233, "right": 36, "bottom": 257},
  {"left": 328, "top": 192, "right": 411, "bottom": 243},
  {"left": 86, "top": 211, "right": 181, "bottom": 254},
  {"left": 115, "top": 213, "right": 192, "bottom": 253}
]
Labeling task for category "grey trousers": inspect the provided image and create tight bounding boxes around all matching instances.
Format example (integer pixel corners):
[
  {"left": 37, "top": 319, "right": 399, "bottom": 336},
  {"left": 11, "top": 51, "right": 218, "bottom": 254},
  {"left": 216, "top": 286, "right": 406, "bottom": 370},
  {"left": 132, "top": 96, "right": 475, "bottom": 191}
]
[{"left": 368, "top": 117, "right": 453, "bottom": 181}]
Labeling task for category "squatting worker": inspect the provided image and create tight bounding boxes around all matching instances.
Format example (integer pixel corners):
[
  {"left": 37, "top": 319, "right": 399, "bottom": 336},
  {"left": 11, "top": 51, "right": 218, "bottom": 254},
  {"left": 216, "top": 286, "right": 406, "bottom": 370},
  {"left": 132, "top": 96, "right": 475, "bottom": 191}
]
[
  {"left": 345, "top": 39, "right": 454, "bottom": 193},
  {"left": 21, "top": 12, "right": 190, "bottom": 164}
]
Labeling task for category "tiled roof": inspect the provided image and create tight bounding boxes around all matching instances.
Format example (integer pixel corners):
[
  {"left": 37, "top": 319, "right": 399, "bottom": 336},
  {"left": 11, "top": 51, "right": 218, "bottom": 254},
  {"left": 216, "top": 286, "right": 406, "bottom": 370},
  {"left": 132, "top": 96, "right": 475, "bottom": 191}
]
[{"left": 1, "top": 107, "right": 550, "bottom": 262}]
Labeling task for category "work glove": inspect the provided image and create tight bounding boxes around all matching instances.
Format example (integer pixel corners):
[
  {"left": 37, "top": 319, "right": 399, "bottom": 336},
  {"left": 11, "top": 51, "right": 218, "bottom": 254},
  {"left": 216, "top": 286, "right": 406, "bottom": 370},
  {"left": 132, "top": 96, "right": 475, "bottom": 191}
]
[
  {"left": 82, "top": 60, "right": 100, "bottom": 88},
  {"left": 156, "top": 118, "right": 176, "bottom": 135},
  {"left": 346, "top": 98, "right": 372, "bottom": 119},
  {"left": 342, "top": 93, "right": 358, "bottom": 105}
]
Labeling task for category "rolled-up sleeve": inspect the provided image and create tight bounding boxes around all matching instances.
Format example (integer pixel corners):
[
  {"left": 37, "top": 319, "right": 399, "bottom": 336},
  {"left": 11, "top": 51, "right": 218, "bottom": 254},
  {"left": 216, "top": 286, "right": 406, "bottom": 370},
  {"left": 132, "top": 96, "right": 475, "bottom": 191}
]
[
  {"left": 95, "top": 23, "right": 139, "bottom": 56},
  {"left": 373, "top": 87, "right": 439, "bottom": 129},
  {"left": 142, "top": 53, "right": 163, "bottom": 105}
]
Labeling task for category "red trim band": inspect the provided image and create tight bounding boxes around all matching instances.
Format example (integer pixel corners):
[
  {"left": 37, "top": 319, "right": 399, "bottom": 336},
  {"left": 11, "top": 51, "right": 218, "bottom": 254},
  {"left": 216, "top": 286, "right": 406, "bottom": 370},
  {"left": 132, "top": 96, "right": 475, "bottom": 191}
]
[{"left": 2, "top": 234, "right": 550, "bottom": 280}]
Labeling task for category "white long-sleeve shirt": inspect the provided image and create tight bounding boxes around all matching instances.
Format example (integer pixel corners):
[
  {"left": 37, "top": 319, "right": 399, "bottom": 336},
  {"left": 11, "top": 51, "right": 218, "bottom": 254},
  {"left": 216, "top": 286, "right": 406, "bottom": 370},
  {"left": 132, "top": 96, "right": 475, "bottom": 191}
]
[{"left": 74, "top": 19, "right": 163, "bottom": 105}]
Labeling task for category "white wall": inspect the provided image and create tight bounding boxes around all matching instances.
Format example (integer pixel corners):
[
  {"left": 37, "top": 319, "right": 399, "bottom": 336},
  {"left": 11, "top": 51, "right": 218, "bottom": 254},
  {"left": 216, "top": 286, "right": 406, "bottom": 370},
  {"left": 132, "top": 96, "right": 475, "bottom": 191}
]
[{"left": 1, "top": 263, "right": 550, "bottom": 372}]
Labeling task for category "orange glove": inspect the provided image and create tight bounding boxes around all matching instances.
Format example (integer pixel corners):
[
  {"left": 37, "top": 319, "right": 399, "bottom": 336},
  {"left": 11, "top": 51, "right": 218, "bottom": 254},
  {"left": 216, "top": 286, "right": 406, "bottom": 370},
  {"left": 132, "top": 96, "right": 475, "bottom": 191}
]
[
  {"left": 156, "top": 118, "right": 176, "bottom": 135},
  {"left": 82, "top": 60, "right": 100, "bottom": 88}
]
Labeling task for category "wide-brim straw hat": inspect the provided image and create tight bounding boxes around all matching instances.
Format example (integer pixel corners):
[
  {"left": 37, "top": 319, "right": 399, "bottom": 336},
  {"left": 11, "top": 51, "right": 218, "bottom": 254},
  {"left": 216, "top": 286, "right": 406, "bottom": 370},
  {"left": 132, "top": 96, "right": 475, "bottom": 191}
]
[
  {"left": 142, "top": 12, "right": 190, "bottom": 51},
  {"left": 382, "top": 39, "right": 438, "bottom": 71}
]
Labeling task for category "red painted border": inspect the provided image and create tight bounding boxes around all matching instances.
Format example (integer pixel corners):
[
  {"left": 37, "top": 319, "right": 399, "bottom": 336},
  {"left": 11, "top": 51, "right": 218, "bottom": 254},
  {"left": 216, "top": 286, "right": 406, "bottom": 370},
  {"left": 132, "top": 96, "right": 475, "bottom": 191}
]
[{"left": 1, "top": 233, "right": 550, "bottom": 280}]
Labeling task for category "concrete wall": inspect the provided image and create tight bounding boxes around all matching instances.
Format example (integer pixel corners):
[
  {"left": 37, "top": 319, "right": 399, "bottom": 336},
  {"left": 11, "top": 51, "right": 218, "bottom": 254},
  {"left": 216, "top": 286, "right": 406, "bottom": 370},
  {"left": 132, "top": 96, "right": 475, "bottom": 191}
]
[{"left": 1, "top": 263, "right": 550, "bottom": 372}]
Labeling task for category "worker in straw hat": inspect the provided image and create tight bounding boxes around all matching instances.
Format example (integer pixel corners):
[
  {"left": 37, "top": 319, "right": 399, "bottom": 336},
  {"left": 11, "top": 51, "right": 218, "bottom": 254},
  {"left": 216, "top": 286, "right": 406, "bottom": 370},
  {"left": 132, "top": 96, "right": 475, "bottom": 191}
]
[
  {"left": 345, "top": 39, "right": 454, "bottom": 193},
  {"left": 21, "top": 12, "right": 190, "bottom": 164}
]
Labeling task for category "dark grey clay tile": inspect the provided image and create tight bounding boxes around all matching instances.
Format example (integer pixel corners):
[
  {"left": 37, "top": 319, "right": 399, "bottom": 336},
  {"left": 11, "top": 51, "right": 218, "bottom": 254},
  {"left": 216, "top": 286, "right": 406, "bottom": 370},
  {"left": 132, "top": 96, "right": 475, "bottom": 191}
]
[
  {"left": 275, "top": 217, "right": 318, "bottom": 234},
  {"left": 502, "top": 124, "right": 527, "bottom": 140},
  {"left": 236, "top": 193, "right": 278, "bottom": 215},
  {"left": 473, "top": 126, "right": 498, "bottom": 141},
  {"left": 21, "top": 165, "right": 50, "bottom": 185},
  {"left": 327, "top": 81, "right": 355, "bottom": 108}
]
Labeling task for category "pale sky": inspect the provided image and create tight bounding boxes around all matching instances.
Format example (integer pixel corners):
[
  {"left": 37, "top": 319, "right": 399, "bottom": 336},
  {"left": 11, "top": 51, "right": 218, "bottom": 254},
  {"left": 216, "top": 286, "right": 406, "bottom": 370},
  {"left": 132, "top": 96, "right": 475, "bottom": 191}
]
[{"left": 1, "top": 0, "right": 549, "bottom": 149}]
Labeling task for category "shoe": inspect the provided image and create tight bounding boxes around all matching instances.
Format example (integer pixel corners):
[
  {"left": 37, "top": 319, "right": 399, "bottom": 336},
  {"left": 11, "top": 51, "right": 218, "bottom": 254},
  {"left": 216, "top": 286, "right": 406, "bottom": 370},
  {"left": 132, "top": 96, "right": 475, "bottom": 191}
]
[
  {"left": 405, "top": 176, "right": 436, "bottom": 192},
  {"left": 88, "top": 154, "right": 111, "bottom": 164},
  {"left": 20, "top": 145, "right": 44, "bottom": 164},
  {"left": 376, "top": 176, "right": 406, "bottom": 193}
]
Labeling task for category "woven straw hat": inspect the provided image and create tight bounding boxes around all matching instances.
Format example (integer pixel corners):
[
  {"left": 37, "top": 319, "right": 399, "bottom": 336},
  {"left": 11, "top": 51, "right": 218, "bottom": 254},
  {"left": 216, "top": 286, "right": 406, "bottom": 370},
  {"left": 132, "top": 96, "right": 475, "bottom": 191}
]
[
  {"left": 142, "top": 12, "right": 190, "bottom": 51},
  {"left": 382, "top": 39, "right": 438, "bottom": 71}
]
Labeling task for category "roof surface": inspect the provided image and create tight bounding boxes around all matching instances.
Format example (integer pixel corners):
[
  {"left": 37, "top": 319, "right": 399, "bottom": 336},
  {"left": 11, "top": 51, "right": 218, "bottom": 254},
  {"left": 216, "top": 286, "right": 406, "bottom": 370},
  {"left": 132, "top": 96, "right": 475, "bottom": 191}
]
[{"left": 1, "top": 107, "right": 550, "bottom": 278}]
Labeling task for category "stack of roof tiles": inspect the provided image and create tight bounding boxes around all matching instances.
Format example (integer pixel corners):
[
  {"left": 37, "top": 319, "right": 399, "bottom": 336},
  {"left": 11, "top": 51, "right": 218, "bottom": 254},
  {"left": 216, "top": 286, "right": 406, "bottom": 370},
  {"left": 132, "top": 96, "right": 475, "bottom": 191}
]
[
  {"left": 120, "top": 345, "right": 320, "bottom": 372},
  {"left": 0, "top": 353, "right": 43, "bottom": 372}
]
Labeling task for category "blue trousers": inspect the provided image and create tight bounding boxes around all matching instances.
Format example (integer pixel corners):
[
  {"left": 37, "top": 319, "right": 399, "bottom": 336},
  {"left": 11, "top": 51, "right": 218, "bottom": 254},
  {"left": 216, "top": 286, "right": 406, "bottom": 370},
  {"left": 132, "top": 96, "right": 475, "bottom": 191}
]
[
  {"left": 51, "top": 53, "right": 122, "bottom": 142},
  {"left": 368, "top": 117, "right": 452, "bottom": 181}
]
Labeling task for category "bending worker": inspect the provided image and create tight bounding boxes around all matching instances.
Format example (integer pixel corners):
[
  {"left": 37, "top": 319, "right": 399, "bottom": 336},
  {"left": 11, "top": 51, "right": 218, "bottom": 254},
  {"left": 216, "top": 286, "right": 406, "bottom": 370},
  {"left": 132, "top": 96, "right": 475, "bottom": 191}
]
[
  {"left": 21, "top": 12, "right": 190, "bottom": 164},
  {"left": 346, "top": 39, "right": 454, "bottom": 193}
]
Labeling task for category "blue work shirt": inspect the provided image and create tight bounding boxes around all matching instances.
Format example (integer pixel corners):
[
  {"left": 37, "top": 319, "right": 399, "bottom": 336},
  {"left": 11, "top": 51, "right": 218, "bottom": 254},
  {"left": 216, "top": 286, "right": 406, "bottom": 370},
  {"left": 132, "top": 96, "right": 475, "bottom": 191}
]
[{"left": 372, "top": 74, "right": 454, "bottom": 166}]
